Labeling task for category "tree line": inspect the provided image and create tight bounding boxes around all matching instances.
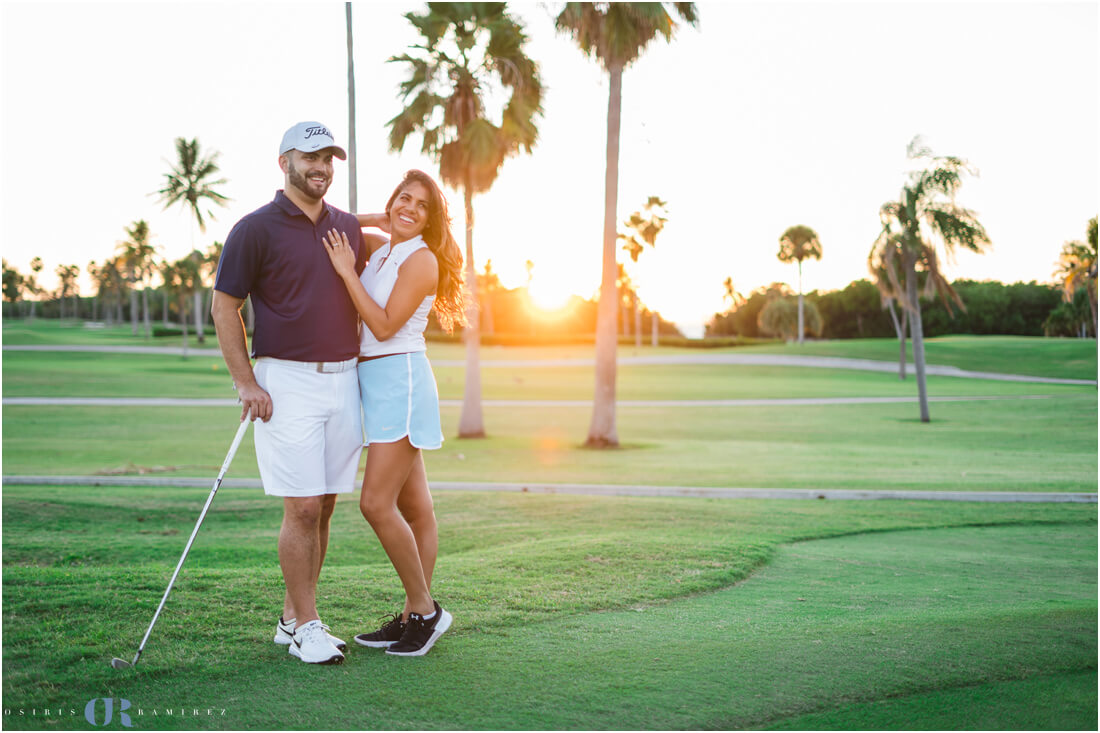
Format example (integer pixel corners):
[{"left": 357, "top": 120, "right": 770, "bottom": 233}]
[{"left": 707, "top": 278, "right": 1082, "bottom": 340}]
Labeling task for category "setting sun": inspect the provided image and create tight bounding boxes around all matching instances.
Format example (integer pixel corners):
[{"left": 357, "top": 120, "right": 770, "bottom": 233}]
[{"left": 527, "top": 277, "right": 576, "bottom": 312}]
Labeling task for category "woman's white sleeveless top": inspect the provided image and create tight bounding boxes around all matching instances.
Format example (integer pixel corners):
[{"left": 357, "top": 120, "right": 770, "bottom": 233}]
[{"left": 358, "top": 235, "right": 435, "bottom": 357}]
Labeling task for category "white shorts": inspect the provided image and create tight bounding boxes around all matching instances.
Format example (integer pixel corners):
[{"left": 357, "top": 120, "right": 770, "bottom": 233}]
[{"left": 253, "top": 357, "right": 363, "bottom": 497}]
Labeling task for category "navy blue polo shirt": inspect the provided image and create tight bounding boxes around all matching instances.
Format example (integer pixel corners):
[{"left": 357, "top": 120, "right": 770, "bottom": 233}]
[{"left": 214, "top": 190, "right": 367, "bottom": 361}]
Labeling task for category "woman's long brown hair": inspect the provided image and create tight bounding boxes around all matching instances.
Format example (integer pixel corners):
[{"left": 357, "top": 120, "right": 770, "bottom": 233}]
[{"left": 385, "top": 170, "right": 466, "bottom": 332}]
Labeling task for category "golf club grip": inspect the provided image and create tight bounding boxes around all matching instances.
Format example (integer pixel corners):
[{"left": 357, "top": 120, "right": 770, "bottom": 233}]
[{"left": 133, "top": 417, "right": 252, "bottom": 656}]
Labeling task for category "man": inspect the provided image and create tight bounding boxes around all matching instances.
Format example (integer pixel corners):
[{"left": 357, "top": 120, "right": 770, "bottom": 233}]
[{"left": 212, "top": 121, "right": 366, "bottom": 665}]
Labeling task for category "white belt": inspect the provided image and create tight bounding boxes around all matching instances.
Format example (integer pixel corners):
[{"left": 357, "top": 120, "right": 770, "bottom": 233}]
[{"left": 258, "top": 356, "right": 358, "bottom": 374}]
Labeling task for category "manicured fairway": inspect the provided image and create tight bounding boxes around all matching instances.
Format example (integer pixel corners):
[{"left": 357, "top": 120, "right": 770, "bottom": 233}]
[
  {"left": 1, "top": 488, "right": 1095, "bottom": 730},
  {"left": 3, "top": 390, "right": 1095, "bottom": 492},
  {"left": 2, "top": 323, "right": 1096, "bottom": 729},
  {"left": 3, "top": 323, "right": 1097, "bottom": 381},
  {"left": 4, "top": 349, "right": 1093, "bottom": 402}
]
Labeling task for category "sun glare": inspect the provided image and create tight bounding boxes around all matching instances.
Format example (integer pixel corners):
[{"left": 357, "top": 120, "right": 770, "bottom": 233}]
[{"left": 528, "top": 279, "right": 575, "bottom": 311}]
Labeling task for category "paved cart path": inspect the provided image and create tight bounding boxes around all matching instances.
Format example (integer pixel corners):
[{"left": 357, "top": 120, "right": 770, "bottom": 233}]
[
  {"left": 1, "top": 474, "right": 1095, "bottom": 502},
  {"left": 4, "top": 344, "right": 1095, "bottom": 385}
]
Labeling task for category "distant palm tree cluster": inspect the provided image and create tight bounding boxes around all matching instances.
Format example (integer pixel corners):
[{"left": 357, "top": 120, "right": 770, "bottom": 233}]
[{"left": 4, "top": 137, "right": 229, "bottom": 356}]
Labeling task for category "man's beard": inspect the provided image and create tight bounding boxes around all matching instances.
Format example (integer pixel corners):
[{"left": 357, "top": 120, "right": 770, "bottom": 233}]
[{"left": 287, "top": 159, "right": 331, "bottom": 200}]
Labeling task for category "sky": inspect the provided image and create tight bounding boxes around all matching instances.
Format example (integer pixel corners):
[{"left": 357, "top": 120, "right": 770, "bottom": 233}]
[{"left": 1, "top": 1, "right": 1097, "bottom": 337}]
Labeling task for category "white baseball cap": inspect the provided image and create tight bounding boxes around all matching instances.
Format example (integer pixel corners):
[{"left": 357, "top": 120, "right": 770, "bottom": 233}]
[{"left": 279, "top": 121, "right": 347, "bottom": 160}]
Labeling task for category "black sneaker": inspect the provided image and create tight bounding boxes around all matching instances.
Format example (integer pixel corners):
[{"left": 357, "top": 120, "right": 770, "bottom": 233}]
[
  {"left": 354, "top": 613, "right": 405, "bottom": 648},
  {"left": 385, "top": 601, "right": 452, "bottom": 657}
]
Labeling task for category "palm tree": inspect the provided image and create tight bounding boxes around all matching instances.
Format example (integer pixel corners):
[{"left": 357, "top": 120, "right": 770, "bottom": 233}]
[
  {"left": 619, "top": 195, "right": 668, "bottom": 347},
  {"left": 875, "top": 137, "right": 990, "bottom": 422},
  {"left": 90, "top": 256, "right": 121, "bottom": 324},
  {"left": 2, "top": 260, "right": 24, "bottom": 318},
  {"left": 199, "top": 241, "right": 224, "bottom": 336},
  {"left": 1053, "top": 216, "right": 1097, "bottom": 336},
  {"left": 615, "top": 262, "right": 634, "bottom": 337},
  {"left": 86, "top": 261, "right": 103, "bottom": 322},
  {"left": 758, "top": 296, "right": 822, "bottom": 341},
  {"left": 103, "top": 255, "right": 127, "bottom": 325},
  {"left": 478, "top": 259, "right": 502, "bottom": 336},
  {"left": 54, "top": 264, "right": 80, "bottom": 320},
  {"left": 777, "top": 225, "right": 823, "bottom": 345},
  {"left": 167, "top": 254, "right": 202, "bottom": 357},
  {"left": 555, "top": 2, "right": 698, "bottom": 447},
  {"left": 119, "top": 220, "right": 157, "bottom": 338},
  {"left": 160, "top": 261, "right": 182, "bottom": 348},
  {"left": 26, "top": 257, "right": 43, "bottom": 319},
  {"left": 868, "top": 235, "right": 910, "bottom": 379},
  {"left": 158, "top": 260, "right": 173, "bottom": 326},
  {"left": 155, "top": 137, "right": 229, "bottom": 343},
  {"left": 388, "top": 2, "right": 543, "bottom": 438}
]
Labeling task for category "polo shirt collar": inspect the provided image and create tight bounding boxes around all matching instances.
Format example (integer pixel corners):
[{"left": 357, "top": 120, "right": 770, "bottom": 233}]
[{"left": 273, "top": 189, "right": 334, "bottom": 222}]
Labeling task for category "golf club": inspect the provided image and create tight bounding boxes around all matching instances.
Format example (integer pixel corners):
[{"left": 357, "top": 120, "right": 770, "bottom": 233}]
[{"left": 110, "top": 415, "right": 252, "bottom": 670}]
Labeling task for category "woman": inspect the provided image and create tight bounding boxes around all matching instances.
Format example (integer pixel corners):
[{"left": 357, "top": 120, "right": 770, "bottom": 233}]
[{"left": 322, "top": 169, "right": 464, "bottom": 657}]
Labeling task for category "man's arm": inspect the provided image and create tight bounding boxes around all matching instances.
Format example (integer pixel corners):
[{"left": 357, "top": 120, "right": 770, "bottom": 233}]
[{"left": 211, "top": 290, "right": 272, "bottom": 422}]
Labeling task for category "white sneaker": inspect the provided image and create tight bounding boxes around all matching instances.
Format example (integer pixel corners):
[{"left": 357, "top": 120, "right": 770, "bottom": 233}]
[
  {"left": 275, "top": 616, "right": 347, "bottom": 651},
  {"left": 288, "top": 620, "right": 345, "bottom": 664}
]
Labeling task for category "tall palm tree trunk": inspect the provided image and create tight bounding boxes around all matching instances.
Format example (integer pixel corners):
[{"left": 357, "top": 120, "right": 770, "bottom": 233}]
[
  {"left": 129, "top": 289, "right": 139, "bottom": 335},
  {"left": 192, "top": 290, "right": 204, "bottom": 343},
  {"left": 180, "top": 296, "right": 190, "bottom": 358},
  {"left": 458, "top": 185, "right": 485, "bottom": 438},
  {"left": 886, "top": 300, "right": 907, "bottom": 380},
  {"left": 141, "top": 288, "right": 152, "bottom": 339},
  {"left": 587, "top": 62, "right": 623, "bottom": 448},
  {"left": 797, "top": 260, "right": 805, "bottom": 345},
  {"left": 905, "top": 256, "right": 930, "bottom": 422},
  {"left": 634, "top": 294, "right": 641, "bottom": 349}
]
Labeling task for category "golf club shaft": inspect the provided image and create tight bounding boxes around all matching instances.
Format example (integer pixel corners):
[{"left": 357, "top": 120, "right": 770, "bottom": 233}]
[{"left": 130, "top": 416, "right": 252, "bottom": 665}]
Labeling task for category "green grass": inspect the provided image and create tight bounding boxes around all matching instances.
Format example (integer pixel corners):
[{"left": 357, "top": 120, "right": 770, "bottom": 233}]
[
  {"left": 732, "top": 334, "right": 1098, "bottom": 381},
  {"left": 5, "top": 318, "right": 1097, "bottom": 381},
  {"left": 2, "top": 319, "right": 1097, "bottom": 729},
  {"left": 2, "top": 488, "right": 1096, "bottom": 730},
  {"left": 767, "top": 672, "right": 1098, "bottom": 731},
  {"left": 1, "top": 319, "right": 190, "bottom": 346},
  {"left": 3, "top": 348, "right": 1095, "bottom": 401},
  {"left": 3, "top": 393, "right": 1095, "bottom": 492}
]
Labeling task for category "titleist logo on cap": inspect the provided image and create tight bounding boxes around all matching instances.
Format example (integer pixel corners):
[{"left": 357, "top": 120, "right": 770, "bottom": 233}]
[{"left": 304, "top": 125, "right": 331, "bottom": 140}]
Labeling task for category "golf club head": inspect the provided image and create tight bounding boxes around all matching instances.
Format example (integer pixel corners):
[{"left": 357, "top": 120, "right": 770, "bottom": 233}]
[{"left": 109, "top": 657, "right": 133, "bottom": 670}]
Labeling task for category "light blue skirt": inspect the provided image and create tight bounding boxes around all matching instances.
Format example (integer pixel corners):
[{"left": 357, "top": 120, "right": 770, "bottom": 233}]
[{"left": 357, "top": 352, "right": 443, "bottom": 449}]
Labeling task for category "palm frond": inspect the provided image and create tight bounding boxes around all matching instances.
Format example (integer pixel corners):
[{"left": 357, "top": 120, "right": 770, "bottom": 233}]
[
  {"left": 924, "top": 203, "right": 991, "bottom": 255},
  {"left": 777, "top": 224, "right": 823, "bottom": 263},
  {"left": 387, "top": 3, "right": 542, "bottom": 198},
  {"left": 154, "top": 137, "right": 229, "bottom": 233}
]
